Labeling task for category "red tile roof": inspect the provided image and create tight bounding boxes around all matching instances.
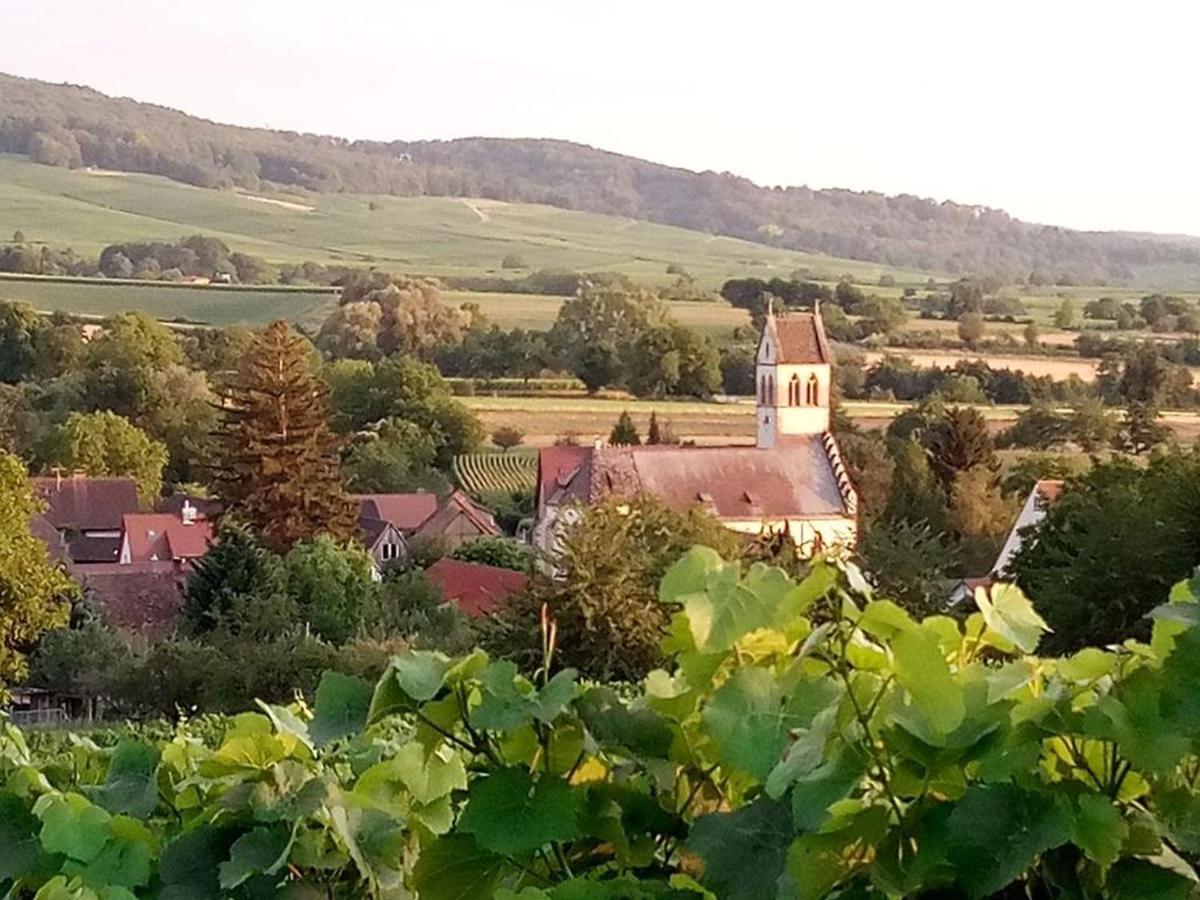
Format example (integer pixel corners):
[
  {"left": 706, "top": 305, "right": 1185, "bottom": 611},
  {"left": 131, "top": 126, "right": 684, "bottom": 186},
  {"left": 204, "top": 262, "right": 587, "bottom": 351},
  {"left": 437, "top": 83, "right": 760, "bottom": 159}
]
[
  {"left": 353, "top": 493, "right": 440, "bottom": 533},
  {"left": 122, "top": 513, "right": 214, "bottom": 563},
  {"left": 414, "top": 491, "right": 501, "bottom": 542},
  {"left": 767, "top": 312, "right": 832, "bottom": 364},
  {"left": 72, "top": 562, "right": 185, "bottom": 636},
  {"left": 424, "top": 558, "right": 527, "bottom": 618},
  {"left": 541, "top": 441, "right": 852, "bottom": 520},
  {"left": 536, "top": 444, "right": 591, "bottom": 511},
  {"left": 31, "top": 475, "right": 140, "bottom": 531}
]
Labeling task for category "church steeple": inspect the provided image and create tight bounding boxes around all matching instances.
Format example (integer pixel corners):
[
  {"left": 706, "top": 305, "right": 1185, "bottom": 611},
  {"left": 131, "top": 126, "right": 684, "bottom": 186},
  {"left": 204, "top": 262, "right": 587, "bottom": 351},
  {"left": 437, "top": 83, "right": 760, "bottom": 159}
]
[{"left": 755, "top": 304, "right": 831, "bottom": 448}]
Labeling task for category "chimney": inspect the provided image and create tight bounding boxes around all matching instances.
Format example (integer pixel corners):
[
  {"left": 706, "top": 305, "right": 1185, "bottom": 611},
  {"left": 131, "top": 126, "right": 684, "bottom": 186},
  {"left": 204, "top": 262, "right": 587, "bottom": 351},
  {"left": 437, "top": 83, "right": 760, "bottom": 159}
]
[{"left": 181, "top": 501, "right": 196, "bottom": 526}]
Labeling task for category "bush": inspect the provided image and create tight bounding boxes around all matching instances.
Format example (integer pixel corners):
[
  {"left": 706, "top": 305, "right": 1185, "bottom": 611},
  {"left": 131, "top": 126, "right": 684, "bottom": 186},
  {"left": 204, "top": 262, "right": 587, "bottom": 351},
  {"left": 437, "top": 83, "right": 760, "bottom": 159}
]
[{"left": 500, "top": 252, "right": 528, "bottom": 269}]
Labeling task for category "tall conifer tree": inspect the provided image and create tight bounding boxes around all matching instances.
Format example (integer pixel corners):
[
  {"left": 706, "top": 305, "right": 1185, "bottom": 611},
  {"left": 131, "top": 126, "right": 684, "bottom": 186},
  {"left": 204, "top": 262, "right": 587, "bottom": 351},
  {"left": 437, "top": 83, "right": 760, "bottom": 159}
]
[{"left": 214, "top": 321, "right": 356, "bottom": 552}]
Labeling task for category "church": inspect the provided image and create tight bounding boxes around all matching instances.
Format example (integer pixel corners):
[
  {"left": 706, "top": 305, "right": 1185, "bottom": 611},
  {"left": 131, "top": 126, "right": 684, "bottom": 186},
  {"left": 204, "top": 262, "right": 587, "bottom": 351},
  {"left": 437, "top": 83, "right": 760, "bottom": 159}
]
[{"left": 533, "top": 305, "right": 859, "bottom": 557}]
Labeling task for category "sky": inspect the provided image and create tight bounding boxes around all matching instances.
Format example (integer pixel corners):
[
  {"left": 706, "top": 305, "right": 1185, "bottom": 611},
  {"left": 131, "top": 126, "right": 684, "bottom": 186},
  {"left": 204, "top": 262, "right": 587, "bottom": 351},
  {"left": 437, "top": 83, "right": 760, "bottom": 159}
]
[{"left": 4, "top": 0, "right": 1198, "bottom": 235}]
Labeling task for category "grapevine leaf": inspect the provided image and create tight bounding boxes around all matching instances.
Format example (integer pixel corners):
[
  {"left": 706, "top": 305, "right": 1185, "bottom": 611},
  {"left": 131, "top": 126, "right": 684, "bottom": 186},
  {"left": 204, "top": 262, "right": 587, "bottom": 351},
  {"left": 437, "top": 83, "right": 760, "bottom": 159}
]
[
  {"left": 411, "top": 834, "right": 505, "bottom": 900},
  {"left": 35, "top": 792, "right": 111, "bottom": 862},
  {"left": 368, "top": 651, "right": 451, "bottom": 723},
  {"left": 66, "top": 815, "right": 156, "bottom": 890},
  {"left": 688, "top": 797, "right": 793, "bottom": 900},
  {"left": 217, "top": 824, "right": 293, "bottom": 890},
  {"left": 892, "top": 626, "right": 965, "bottom": 735},
  {"left": 789, "top": 747, "right": 867, "bottom": 831},
  {"left": 470, "top": 660, "right": 535, "bottom": 732},
  {"left": 159, "top": 825, "right": 241, "bottom": 900},
  {"left": 945, "top": 785, "right": 1071, "bottom": 898},
  {"left": 532, "top": 669, "right": 579, "bottom": 723},
  {"left": 95, "top": 740, "right": 160, "bottom": 818},
  {"left": 1106, "top": 858, "right": 1195, "bottom": 899},
  {"left": 578, "top": 687, "right": 674, "bottom": 758},
  {"left": 784, "top": 831, "right": 855, "bottom": 900},
  {"left": 309, "top": 671, "right": 373, "bottom": 747},
  {"left": 458, "top": 767, "right": 580, "bottom": 855},
  {"left": 356, "top": 742, "right": 467, "bottom": 808},
  {"left": 765, "top": 702, "right": 839, "bottom": 799},
  {"left": 1156, "top": 786, "right": 1200, "bottom": 853},
  {"left": 702, "top": 667, "right": 804, "bottom": 781},
  {"left": 1072, "top": 793, "right": 1127, "bottom": 867},
  {"left": 974, "top": 583, "right": 1049, "bottom": 654},
  {"left": 659, "top": 546, "right": 725, "bottom": 604},
  {"left": 0, "top": 791, "right": 40, "bottom": 879}
]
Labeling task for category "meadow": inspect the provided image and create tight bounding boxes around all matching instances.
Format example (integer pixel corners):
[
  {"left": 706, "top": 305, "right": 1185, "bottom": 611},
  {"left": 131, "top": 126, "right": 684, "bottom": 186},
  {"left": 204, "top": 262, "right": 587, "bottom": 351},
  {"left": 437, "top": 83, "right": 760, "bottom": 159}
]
[{"left": 0, "top": 273, "right": 339, "bottom": 329}]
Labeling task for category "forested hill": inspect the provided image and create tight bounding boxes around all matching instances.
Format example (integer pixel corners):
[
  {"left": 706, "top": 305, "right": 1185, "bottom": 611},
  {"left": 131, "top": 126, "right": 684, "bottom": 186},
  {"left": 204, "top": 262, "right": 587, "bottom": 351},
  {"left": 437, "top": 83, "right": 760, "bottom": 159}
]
[{"left": 1, "top": 71, "right": 1197, "bottom": 284}]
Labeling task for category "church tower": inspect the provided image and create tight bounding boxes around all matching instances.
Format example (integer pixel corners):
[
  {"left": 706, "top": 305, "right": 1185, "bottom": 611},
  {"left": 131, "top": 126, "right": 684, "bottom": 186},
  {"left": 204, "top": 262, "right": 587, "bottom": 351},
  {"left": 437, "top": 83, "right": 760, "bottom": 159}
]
[{"left": 755, "top": 302, "right": 832, "bottom": 448}]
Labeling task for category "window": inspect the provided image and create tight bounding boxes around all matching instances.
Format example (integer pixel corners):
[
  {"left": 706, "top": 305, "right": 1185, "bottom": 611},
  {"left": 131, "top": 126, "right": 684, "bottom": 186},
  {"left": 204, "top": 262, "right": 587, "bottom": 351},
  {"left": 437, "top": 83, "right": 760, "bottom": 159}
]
[
  {"left": 768, "top": 375, "right": 776, "bottom": 405},
  {"left": 806, "top": 374, "right": 820, "bottom": 405},
  {"left": 788, "top": 374, "right": 801, "bottom": 406}
]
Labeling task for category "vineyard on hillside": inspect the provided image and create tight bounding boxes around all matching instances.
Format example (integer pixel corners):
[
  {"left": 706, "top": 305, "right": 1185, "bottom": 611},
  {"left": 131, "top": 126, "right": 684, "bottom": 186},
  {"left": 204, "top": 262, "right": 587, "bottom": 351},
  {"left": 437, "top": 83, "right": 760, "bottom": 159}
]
[{"left": 453, "top": 451, "right": 537, "bottom": 494}]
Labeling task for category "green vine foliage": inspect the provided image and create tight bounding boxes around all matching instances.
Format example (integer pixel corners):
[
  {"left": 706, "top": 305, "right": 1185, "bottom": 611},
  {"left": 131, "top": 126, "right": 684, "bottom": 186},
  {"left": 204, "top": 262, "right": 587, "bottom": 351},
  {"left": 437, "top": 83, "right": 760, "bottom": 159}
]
[{"left": 6, "top": 549, "right": 1200, "bottom": 897}]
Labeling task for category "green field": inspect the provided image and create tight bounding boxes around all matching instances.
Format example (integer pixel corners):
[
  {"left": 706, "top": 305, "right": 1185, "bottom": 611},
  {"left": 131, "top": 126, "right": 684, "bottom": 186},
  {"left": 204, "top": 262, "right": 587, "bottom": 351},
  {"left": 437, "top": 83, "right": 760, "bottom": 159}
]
[
  {"left": 446, "top": 290, "right": 749, "bottom": 336},
  {"left": 0, "top": 155, "right": 932, "bottom": 289},
  {"left": 0, "top": 274, "right": 339, "bottom": 329}
]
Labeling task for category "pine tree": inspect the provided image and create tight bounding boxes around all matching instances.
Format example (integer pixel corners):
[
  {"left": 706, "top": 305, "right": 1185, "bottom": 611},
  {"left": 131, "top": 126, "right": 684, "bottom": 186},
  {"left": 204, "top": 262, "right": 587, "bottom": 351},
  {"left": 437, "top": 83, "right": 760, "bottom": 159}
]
[
  {"left": 609, "top": 411, "right": 641, "bottom": 446},
  {"left": 214, "top": 321, "right": 357, "bottom": 553},
  {"left": 647, "top": 411, "right": 662, "bottom": 445}
]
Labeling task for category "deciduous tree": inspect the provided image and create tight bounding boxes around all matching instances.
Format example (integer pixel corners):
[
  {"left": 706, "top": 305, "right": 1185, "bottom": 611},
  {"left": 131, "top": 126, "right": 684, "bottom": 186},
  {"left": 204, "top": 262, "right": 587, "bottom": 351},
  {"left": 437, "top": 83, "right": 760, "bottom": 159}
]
[
  {"left": 0, "top": 450, "right": 74, "bottom": 689},
  {"left": 45, "top": 410, "right": 168, "bottom": 502}
]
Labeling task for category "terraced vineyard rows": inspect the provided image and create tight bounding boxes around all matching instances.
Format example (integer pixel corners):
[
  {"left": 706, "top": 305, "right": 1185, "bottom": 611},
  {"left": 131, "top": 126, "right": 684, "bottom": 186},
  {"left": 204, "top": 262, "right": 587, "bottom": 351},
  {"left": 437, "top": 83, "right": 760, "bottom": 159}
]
[{"left": 453, "top": 451, "right": 537, "bottom": 494}]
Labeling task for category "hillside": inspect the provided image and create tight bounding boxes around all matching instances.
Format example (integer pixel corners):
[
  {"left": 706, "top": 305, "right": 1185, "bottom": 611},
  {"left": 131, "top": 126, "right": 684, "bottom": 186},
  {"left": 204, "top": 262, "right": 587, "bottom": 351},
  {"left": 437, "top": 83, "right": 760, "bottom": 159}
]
[
  {"left": 0, "top": 154, "right": 924, "bottom": 288},
  {"left": 2, "top": 72, "right": 1198, "bottom": 286}
]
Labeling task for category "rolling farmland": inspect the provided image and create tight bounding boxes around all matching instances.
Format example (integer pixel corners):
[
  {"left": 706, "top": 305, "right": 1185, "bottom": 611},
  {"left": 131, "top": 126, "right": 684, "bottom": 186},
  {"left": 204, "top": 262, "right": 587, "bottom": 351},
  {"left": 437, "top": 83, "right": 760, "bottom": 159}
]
[{"left": 0, "top": 155, "right": 928, "bottom": 289}]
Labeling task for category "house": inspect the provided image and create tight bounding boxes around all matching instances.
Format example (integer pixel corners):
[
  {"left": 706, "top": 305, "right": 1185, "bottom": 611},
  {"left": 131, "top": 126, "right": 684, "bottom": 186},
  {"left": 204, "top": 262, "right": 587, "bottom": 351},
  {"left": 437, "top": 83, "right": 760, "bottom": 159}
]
[
  {"left": 31, "top": 473, "right": 141, "bottom": 564},
  {"left": 533, "top": 306, "right": 858, "bottom": 558},
  {"left": 991, "top": 479, "right": 1064, "bottom": 577},
  {"left": 353, "top": 490, "right": 502, "bottom": 572},
  {"left": 119, "top": 503, "right": 215, "bottom": 567},
  {"left": 424, "top": 558, "right": 527, "bottom": 618},
  {"left": 69, "top": 563, "right": 188, "bottom": 637}
]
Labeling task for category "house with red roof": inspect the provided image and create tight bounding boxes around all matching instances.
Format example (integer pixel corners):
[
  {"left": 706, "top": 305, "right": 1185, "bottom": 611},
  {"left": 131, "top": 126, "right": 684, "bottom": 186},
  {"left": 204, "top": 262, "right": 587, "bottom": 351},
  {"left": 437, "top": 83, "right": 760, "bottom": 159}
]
[
  {"left": 424, "top": 558, "right": 527, "bottom": 618},
  {"left": 118, "top": 503, "right": 215, "bottom": 566},
  {"left": 533, "top": 306, "right": 858, "bottom": 558},
  {"left": 354, "top": 490, "right": 502, "bottom": 573},
  {"left": 31, "top": 473, "right": 141, "bottom": 564}
]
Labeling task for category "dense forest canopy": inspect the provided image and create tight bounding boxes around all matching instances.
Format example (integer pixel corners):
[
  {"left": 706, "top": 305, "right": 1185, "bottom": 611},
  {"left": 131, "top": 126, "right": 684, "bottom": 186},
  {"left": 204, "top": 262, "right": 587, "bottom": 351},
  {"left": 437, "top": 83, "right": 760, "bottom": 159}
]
[{"left": 2, "top": 72, "right": 1199, "bottom": 283}]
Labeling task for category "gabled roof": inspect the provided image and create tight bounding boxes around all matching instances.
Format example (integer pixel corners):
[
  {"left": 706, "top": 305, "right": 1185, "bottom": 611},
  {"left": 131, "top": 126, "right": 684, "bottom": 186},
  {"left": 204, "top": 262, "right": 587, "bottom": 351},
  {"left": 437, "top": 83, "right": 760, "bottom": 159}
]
[
  {"left": 30, "top": 513, "right": 69, "bottom": 563},
  {"left": 359, "top": 516, "right": 404, "bottom": 551},
  {"left": 536, "top": 444, "right": 592, "bottom": 511},
  {"left": 424, "top": 558, "right": 527, "bottom": 618},
  {"left": 763, "top": 311, "right": 832, "bottom": 365},
  {"left": 31, "top": 475, "right": 140, "bottom": 531},
  {"left": 991, "top": 479, "right": 1066, "bottom": 577},
  {"left": 122, "top": 513, "right": 214, "bottom": 563},
  {"left": 353, "top": 493, "right": 440, "bottom": 533},
  {"left": 414, "top": 491, "right": 502, "bottom": 542},
  {"left": 542, "top": 439, "right": 854, "bottom": 520}
]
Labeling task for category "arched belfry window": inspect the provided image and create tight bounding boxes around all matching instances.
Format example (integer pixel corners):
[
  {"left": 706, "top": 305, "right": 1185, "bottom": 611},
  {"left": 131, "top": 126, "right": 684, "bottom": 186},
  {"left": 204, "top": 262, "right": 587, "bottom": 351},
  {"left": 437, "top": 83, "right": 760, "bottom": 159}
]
[
  {"left": 769, "top": 375, "right": 776, "bottom": 405},
  {"left": 806, "top": 374, "right": 820, "bottom": 406},
  {"left": 758, "top": 376, "right": 765, "bottom": 404},
  {"left": 788, "top": 374, "right": 801, "bottom": 406}
]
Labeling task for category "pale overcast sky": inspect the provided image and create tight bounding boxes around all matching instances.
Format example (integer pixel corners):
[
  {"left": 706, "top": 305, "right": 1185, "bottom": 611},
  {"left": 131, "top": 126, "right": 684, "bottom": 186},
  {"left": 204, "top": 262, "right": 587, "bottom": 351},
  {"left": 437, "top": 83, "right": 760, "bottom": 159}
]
[{"left": 4, "top": 0, "right": 1197, "bottom": 235}]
